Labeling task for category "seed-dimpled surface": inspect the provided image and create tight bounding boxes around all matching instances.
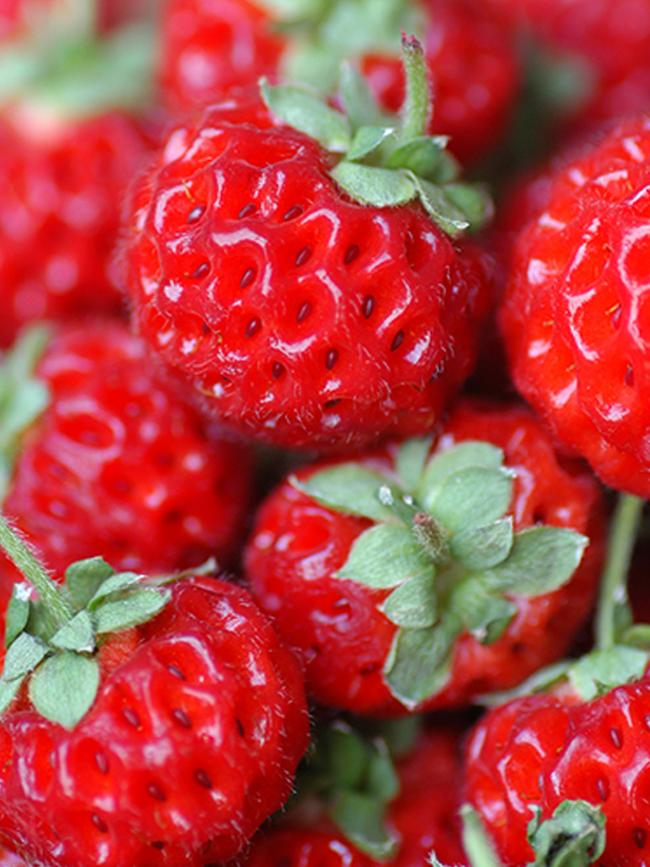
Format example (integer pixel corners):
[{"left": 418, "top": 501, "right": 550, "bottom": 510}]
[{"left": 124, "top": 90, "right": 492, "bottom": 450}]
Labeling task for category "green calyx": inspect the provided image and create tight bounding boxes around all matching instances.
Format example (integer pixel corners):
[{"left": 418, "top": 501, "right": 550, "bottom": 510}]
[
  {"left": 0, "top": 326, "right": 51, "bottom": 504},
  {"left": 0, "top": 516, "right": 212, "bottom": 729},
  {"left": 430, "top": 802, "right": 605, "bottom": 867},
  {"left": 299, "top": 719, "right": 410, "bottom": 860},
  {"left": 293, "top": 438, "right": 588, "bottom": 710},
  {"left": 0, "top": 0, "right": 154, "bottom": 118},
  {"left": 261, "top": 35, "right": 491, "bottom": 236}
]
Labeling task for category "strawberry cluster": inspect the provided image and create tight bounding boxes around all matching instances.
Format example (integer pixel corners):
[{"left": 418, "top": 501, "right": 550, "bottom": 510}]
[{"left": 2, "top": 1, "right": 650, "bottom": 865}]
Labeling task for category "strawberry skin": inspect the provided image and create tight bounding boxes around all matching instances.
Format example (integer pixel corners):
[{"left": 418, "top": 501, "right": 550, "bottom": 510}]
[
  {"left": 0, "top": 576, "right": 309, "bottom": 866},
  {"left": 500, "top": 115, "right": 650, "bottom": 497},
  {"left": 244, "top": 830, "right": 374, "bottom": 867},
  {"left": 0, "top": 109, "right": 153, "bottom": 347},
  {"left": 2, "top": 321, "right": 253, "bottom": 579},
  {"left": 466, "top": 679, "right": 650, "bottom": 865},
  {"left": 244, "top": 400, "right": 604, "bottom": 715},
  {"left": 160, "top": 0, "right": 519, "bottom": 164},
  {"left": 124, "top": 90, "right": 492, "bottom": 450}
]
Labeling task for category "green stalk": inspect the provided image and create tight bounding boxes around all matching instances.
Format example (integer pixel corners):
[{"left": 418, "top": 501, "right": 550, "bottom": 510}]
[
  {"left": 0, "top": 516, "right": 72, "bottom": 631},
  {"left": 595, "top": 494, "right": 644, "bottom": 650},
  {"left": 399, "top": 34, "right": 430, "bottom": 141}
]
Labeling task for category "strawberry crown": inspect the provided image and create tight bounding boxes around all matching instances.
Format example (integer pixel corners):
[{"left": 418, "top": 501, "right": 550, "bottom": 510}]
[
  {"left": 0, "top": 0, "right": 154, "bottom": 118},
  {"left": 430, "top": 801, "right": 606, "bottom": 867},
  {"left": 0, "top": 515, "right": 214, "bottom": 728},
  {"left": 0, "top": 326, "right": 51, "bottom": 504},
  {"left": 293, "top": 436, "right": 588, "bottom": 709},
  {"left": 261, "top": 35, "right": 492, "bottom": 236}
]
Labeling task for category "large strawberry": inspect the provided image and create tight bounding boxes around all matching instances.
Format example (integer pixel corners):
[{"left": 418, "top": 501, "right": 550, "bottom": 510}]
[
  {"left": 124, "top": 38, "right": 493, "bottom": 451},
  {"left": 160, "top": 0, "right": 520, "bottom": 164},
  {"left": 0, "top": 0, "right": 155, "bottom": 347},
  {"left": 464, "top": 493, "right": 650, "bottom": 866},
  {"left": 500, "top": 114, "right": 650, "bottom": 497},
  {"left": 0, "top": 517, "right": 309, "bottom": 865},
  {"left": 0, "top": 321, "right": 253, "bottom": 581},
  {"left": 245, "top": 721, "right": 467, "bottom": 866},
  {"left": 245, "top": 399, "right": 604, "bottom": 715}
]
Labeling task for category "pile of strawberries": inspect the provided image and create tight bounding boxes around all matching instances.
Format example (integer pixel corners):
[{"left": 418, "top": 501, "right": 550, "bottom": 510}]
[{"left": 3, "top": 0, "right": 650, "bottom": 864}]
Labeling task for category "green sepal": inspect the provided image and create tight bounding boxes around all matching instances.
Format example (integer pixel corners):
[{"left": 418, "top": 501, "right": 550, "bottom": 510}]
[
  {"left": 0, "top": 676, "right": 23, "bottom": 715},
  {"left": 331, "top": 161, "right": 417, "bottom": 208},
  {"left": 460, "top": 804, "right": 504, "bottom": 867},
  {"left": 3, "top": 631, "right": 49, "bottom": 681},
  {"left": 384, "top": 619, "right": 458, "bottom": 709},
  {"left": 50, "top": 610, "right": 95, "bottom": 653},
  {"left": 450, "top": 518, "right": 514, "bottom": 571},
  {"left": 408, "top": 173, "right": 471, "bottom": 236},
  {"left": 417, "top": 442, "right": 504, "bottom": 509},
  {"left": 568, "top": 646, "right": 648, "bottom": 701},
  {"left": 29, "top": 652, "right": 100, "bottom": 729},
  {"left": 336, "top": 524, "right": 432, "bottom": 589},
  {"left": 451, "top": 579, "right": 517, "bottom": 645},
  {"left": 64, "top": 557, "right": 115, "bottom": 610},
  {"left": 293, "top": 466, "right": 397, "bottom": 522},
  {"left": 395, "top": 437, "right": 432, "bottom": 492},
  {"left": 347, "top": 125, "right": 395, "bottom": 161},
  {"left": 425, "top": 466, "right": 514, "bottom": 534},
  {"left": 386, "top": 136, "right": 456, "bottom": 180},
  {"left": 93, "top": 588, "right": 171, "bottom": 634},
  {"left": 5, "top": 583, "right": 31, "bottom": 647},
  {"left": 330, "top": 791, "right": 399, "bottom": 861},
  {"left": 339, "top": 62, "right": 389, "bottom": 128},
  {"left": 527, "top": 801, "right": 606, "bottom": 867},
  {"left": 261, "top": 79, "right": 351, "bottom": 152},
  {"left": 87, "top": 570, "right": 142, "bottom": 608},
  {"left": 381, "top": 571, "right": 437, "bottom": 628}
]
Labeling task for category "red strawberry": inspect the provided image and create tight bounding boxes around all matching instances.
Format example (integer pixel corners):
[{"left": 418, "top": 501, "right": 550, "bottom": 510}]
[
  {"left": 0, "top": 847, "right": 24, "bottom": 867},
  {"left": 0, "top": 321, "right": 253, "bottom": 581},
  {"left": 0, "top": 0, "right": 155, "bottom": 347},
  {"left": 499, "top": 114, "right": 650, "bottom": 497},
  {"left": 0, "top": 519, "right": 309, "bottom": 866},
  {"left": 124, "top": 40, "right": 493, "bottom": 450},
  {"left": 245, "top": 724, "right": 467, "bottom": 867},
  {"left": 244, "top": 399, "right": 604, "bottom": 715},
  {"left": 161, "top": 0, "right": 520, "bottom": 164}
]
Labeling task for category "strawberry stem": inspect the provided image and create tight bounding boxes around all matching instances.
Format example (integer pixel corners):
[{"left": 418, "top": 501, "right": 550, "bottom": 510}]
[
  {"left": 399, "top": 34, "right": 430, "bottom": 141},
  {"left": 595, "top": 494, "right": 644, "bottom": 650},
  {"left": 0, "top": 515, "right": 73, "bottom": 632}
]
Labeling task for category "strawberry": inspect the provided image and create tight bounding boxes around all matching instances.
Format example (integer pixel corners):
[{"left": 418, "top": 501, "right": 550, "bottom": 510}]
[
  {"left": 0, "top": 321, "right": 253, "bottom": 581},
  {"left": 0, "top": 517, "right": 309, "bottom": 866},
  {"left": 244, "top": 399, "right": 604, "bottom": 715},
  {"left": 245, "top": 722, "right": 467, "bottom": 866},
  {"left": 161, "top": 0, "right": 520, "bottom": 164},
  {"left": 124, "top": 39, "right": 493, "bottom": 450},
  {"left": 0, "top": 0, "right": 155, "bottom": 347},
  {"left": 499, "top": 114, "right": 650, "bottom": 497}
]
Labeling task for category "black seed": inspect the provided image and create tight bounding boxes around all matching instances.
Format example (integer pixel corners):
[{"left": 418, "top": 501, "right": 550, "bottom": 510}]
[
  {"left": 272, "top": 362, "right": 285, "bottom": 380},
  {"left": 609, "top": 727, "right": 623, "bottom": 749},
  {"left": 344, "top": 244, "right": 360, "bottom": 264},
  {"left": 625, "top": 364, "right": 635, "bottom": 386},
  {"left": 147, "top": 783, "right": 167, "bottom": 802},
  {"left": 611, "top": 305, "right": 622, "bottom": 328},
  {"left": 295, "top": 246, "right": 311, "bottom": 266},
  {"left": 325, "top": 349, "right": 338, "bottom": 370},
  {"left": 122, "top": 708, "right": 141, "bottom": 728},
  {"left": 91, "top": 813, "right": 108, "bottom": 833},
  {"left": 236, "top": 718, "right": 245, "bottom": 737},
  {"left": 283, "top": 205, "right": 303, "bottom": 221},
  {"left": 165, "top": 509, "right": 182, "bottom": 524},
  {"left": 238, "top": 203, "right": 256, "bottom": 219},
  {"left": 245, "top": 317, "right": 261, "bottom": 337},
  {"left": 167, "top": 664, "right": 186, "bottom": 680},
  {"left": 192, "top": 261, "right": 210, "bottom": 279},
  {"left": 324, "top": 399, "right": 341, "bottom": 409},
  {"left": 297, "top": 301, "right": 312, "bottom": 323},
  {"left": 194, "top": 769, "right": 213, "bottom": 789},
  {"left": 596, "top": 777, "right": 609, "bottom": 801},
  {"left": 151, "top": 841, "right": 165, "bottom": 850},
  {"left": 634, "top": 828, "right": 647, "bottom": 849},
  {"left": 240, "top": 267, "right": 256, "bottom": 289},
  {"left": 391, "top": 330, "right": 404, "bottom": 351},
  {"left": 360, "top": 663, "right": 380, "bottom": 676},
  {"left": 187, "top": 205, "right": 205, "bottom": 224},
  {"left": 95, "top": 751, "right": 109, "bottom": 774},
  {"left": 202, "top": 323, "right": 211, "bottom": 335},
  {"left": 362, "top": 295, "right": 375, "bottom": 319},
  {"left": 172, "top": 708, "right": 192, "bottom": 729}
]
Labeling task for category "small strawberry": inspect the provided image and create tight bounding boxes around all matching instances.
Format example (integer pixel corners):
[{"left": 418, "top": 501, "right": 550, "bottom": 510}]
[
  {"left": 245, "top": 721, "right": 467, "bottom": 866},
  {"left": 160, "top": 0, "right": 520, "bottom": 164},
  {"left": 500, "top": 114, "right": 650, "bottom": 497},
  {"left": 465, "top": 493, "right": 650, "bottom": 867},
  {"left": 0, "top": 0, "right": 155, "bottom": 347},
  {"left": 125, "top": 38, "right": 493, "bottom": 450},
  {"left": 244, "top": 399, "right": 604, "bottom": 715},
  {"left": 0, "top": 321, "right": 253, "bottom": 582},
  {"left": 0, "top": 517, "right": 309, "bottom": 866}
]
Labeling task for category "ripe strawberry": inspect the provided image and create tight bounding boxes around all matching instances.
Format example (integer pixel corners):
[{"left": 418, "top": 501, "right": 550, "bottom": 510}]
[
  {"left": 0, "top": 321, "right": 253, "bottom": 582},
  {"left": 245, "top": 724, "right": 467, "bottom": 866},
  {"left": 244, "top": 399, "right": 604, "bottom": 715},
  {"left": 161, "top": 0, "right": 520, "bottom": 164},
  {"left": 499, "top": 114, "right": 650, "bottom": 497},
  {"left": 0, "top": 519, "right": 309, "bottom": 866},
  {"left": 125, "top": 39, "right": 493, "bottom": 450},
  {"left": 0, "top": 0, "right": 155, "bottom": 347}
]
